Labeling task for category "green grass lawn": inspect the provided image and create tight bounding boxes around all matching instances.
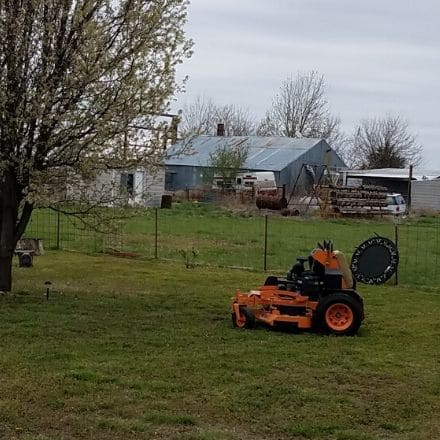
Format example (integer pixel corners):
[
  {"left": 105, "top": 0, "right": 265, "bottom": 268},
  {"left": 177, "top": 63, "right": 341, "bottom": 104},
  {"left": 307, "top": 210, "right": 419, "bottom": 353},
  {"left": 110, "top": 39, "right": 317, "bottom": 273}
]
[{"left": 1, "top": 251, "right": 439, "bottom": 439}]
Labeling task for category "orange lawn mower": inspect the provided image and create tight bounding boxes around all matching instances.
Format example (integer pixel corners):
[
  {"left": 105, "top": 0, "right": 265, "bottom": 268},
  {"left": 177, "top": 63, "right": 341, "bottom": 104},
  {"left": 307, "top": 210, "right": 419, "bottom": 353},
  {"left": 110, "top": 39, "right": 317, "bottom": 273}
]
[{"left": 231, "top": 237, "right": 399, "bottom": 336}]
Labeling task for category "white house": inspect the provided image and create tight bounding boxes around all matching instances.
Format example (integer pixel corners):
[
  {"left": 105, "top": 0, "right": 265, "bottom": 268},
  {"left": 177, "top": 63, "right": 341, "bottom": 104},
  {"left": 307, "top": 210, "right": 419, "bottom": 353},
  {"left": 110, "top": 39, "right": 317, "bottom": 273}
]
[{"left": 67, "top": 167, "right": 165, "bottom": 208}]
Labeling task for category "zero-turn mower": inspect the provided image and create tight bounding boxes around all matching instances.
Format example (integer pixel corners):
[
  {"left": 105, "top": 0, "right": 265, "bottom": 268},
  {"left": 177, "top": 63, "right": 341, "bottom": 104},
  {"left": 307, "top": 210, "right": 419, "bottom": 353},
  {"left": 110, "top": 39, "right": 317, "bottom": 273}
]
[{"left": 231, "top": 237, "right": 398, "bottom": 336}]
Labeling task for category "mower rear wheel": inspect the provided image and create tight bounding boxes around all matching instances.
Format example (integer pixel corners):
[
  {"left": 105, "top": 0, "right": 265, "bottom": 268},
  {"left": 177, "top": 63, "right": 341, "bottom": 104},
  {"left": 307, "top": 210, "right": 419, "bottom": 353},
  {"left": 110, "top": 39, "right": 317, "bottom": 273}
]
[
  {"left": 231, "top": 305, "right": 256, "bottom": 329},
  {"left": 315, "top": 293, "right": 363, "bottom": 336}
]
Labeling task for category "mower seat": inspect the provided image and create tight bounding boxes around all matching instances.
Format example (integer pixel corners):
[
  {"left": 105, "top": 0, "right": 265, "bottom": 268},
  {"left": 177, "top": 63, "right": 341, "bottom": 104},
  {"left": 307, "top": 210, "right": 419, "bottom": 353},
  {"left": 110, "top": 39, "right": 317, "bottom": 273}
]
[{"left": 334, "top": 250, "right": 354, "bottom": 289}]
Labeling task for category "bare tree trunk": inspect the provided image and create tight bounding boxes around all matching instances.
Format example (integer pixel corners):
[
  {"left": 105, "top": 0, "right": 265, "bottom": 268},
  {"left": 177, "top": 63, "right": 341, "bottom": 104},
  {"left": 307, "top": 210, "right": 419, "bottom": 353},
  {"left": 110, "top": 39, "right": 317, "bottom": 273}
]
[{"left": 0, "top": 170, "right": 20, "bottom": 292}]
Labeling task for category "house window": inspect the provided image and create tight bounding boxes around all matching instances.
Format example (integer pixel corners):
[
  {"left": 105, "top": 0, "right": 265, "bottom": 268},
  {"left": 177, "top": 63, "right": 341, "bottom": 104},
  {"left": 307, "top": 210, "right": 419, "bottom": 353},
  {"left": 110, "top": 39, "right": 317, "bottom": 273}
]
[{"left": 121, "top": 173, "right": 134, "bottom": 196}]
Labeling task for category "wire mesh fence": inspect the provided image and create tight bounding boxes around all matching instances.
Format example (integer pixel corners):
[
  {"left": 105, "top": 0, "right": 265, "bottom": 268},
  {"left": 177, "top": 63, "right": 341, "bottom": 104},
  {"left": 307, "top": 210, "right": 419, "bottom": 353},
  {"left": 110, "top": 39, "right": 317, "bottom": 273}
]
[
  {"left": 23, "top": 204, "right": 440, "bottom": 287},
  {"left": 24, "top": 208, "right": 123, "bottom": 254},
  {"left": 397, "top": 216, "right": 440, "bottom": 285}
]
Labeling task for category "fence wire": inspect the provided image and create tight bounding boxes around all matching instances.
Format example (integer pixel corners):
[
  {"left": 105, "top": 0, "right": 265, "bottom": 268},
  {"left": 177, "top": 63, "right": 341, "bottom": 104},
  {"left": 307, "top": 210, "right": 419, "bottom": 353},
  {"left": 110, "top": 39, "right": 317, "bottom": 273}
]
[
  {"left": 23, "top": 205, "right": 440, "bottom": 287},
  {"left": 24, "top": 208, "right": 123, "bottom": 254}
]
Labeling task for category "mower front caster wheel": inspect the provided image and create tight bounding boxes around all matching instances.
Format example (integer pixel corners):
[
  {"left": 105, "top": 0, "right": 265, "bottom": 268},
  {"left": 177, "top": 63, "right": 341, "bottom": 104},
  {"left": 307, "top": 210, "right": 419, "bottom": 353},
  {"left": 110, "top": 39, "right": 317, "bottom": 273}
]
[{"left": 232, "top": 306, "right": 256, "bottom": 329}]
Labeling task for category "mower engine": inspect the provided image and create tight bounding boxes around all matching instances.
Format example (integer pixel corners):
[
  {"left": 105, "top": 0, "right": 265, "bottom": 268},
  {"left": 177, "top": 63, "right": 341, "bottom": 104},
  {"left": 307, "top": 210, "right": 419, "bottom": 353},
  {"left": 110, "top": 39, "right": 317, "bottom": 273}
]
[{"left": 232, "top": 238, "right": 398, "bottom": 336}]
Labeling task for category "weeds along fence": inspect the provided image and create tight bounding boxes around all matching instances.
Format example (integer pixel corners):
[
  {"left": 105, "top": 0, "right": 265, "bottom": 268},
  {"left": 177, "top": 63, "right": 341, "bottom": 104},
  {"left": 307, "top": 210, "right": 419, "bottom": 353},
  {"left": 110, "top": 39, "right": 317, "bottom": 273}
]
[{"left": 24, "top": 204, "right": 440, "bottom": 287}]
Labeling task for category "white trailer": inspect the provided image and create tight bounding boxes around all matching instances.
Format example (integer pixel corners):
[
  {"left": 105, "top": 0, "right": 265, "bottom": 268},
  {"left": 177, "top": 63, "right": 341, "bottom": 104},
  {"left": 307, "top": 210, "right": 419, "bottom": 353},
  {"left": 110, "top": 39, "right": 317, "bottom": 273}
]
[{"left": 213, "top": 171, "right": 277, "bottom": 193}]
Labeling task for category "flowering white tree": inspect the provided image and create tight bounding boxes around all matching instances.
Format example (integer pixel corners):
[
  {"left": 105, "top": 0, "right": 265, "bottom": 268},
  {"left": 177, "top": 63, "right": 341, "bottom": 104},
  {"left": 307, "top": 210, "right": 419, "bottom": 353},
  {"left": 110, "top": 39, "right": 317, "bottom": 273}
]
[{"left": 0, "top": 0, "right": 192, "bottom": 291}]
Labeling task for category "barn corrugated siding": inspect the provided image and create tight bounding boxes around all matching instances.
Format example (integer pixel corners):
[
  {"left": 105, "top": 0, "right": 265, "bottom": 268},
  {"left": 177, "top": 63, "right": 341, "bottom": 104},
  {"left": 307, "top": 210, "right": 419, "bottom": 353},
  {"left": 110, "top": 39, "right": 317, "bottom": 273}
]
[
  {"left": 411, "top": 180, "right": 440, "bottom": 211},
  {"left": 279, "top": 140, "right": 344, "bottom": 192},
  {"left": 165, "top": 165, "right": 204, "bottom": 190}
]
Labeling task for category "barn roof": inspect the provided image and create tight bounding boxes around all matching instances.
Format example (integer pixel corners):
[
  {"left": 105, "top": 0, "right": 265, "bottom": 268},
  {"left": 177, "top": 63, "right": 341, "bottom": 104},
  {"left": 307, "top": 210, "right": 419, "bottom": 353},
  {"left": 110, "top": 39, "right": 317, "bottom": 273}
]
[
  {"left": 165, "top": 136, "right": 324, "bottom": 171},
  {"left": 346, "top": 168, "right": 440, "bottom": 181}
]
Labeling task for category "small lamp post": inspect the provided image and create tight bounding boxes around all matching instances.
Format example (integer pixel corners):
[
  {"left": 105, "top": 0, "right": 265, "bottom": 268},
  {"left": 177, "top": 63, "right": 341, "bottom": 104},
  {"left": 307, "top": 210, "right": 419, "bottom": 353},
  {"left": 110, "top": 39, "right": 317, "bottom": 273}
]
[{"left": 44, "top": 281, "right": 52, "bottom": 300}]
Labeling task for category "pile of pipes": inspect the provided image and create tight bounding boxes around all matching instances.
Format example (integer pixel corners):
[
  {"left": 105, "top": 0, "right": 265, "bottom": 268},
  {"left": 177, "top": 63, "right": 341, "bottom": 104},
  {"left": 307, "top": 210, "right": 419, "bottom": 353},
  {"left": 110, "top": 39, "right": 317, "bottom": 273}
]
[{"left": 319, "top": 185, "right": 390, "bottom": 217}]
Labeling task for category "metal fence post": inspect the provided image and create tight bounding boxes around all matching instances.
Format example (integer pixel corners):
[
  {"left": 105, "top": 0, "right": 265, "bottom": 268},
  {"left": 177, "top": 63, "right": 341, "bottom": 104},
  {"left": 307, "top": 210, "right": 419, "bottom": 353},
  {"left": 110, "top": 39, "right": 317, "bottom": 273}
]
[
  {"left": 264, "top": 215, "right": 268, "bottom": 271},
  {"left": 394, "top": 223, "right": 399, "bottom": 285},
  {"left": 56, "top": 210, "right": 61, "bottom": 250},
  {"left": 154, "top": 207, "right": 158, "bottom": 259}
]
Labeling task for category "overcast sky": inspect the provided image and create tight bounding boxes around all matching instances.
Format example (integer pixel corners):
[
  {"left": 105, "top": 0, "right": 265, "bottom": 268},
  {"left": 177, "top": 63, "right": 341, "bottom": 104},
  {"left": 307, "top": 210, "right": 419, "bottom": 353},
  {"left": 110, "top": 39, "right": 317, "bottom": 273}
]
[{"left": 173, "top": 0, "right": 440, "bottom": 168}]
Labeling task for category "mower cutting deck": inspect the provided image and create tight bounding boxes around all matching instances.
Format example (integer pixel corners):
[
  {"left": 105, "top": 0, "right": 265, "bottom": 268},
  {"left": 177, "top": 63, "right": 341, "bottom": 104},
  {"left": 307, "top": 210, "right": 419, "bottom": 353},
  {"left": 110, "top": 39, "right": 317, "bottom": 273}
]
[{"left": 231, "top": 238, "right": 398, "bottom": 336}]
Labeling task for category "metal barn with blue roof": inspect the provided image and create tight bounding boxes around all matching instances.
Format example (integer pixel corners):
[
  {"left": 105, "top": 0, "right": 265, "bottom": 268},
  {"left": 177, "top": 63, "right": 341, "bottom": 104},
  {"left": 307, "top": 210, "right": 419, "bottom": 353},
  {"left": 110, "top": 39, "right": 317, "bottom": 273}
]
[{"left": 165, "top": 135, "right": 346, "bottom": 192}]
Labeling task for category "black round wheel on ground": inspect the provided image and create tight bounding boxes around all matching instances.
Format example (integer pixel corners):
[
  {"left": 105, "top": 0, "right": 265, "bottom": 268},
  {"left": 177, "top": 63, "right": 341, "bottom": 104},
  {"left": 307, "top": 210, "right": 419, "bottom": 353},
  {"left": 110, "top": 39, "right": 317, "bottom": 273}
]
[
  {"left": 231, "top": 305, "right": 256, "bottom": 329},
  {"left": 314, "top": 293, "right": 363, "bottom": 336}
]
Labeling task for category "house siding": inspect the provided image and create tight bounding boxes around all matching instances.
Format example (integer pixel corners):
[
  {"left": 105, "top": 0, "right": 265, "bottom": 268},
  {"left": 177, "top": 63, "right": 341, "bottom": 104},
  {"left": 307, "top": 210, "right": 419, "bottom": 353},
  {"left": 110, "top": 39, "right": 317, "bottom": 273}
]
[
  {"left": 67, "top": 168, "right": 165, "bottom": 208},
  {"left": 143, "top": 169, "right": 165, "bottom": 207}
]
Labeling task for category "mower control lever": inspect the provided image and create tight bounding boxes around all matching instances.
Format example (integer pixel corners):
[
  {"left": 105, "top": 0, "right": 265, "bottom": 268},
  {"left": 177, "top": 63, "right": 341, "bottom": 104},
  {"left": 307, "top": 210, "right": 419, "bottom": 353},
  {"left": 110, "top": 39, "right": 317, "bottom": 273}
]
[{"left": 288, "top": 257, "right": 308, "bottom": 279}]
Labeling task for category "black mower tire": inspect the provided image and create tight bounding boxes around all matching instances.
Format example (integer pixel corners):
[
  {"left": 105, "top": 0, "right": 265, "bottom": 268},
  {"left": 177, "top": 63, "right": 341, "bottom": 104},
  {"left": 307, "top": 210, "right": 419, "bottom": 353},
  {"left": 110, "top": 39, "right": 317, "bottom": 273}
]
[
  {"left": 231, "top": 306, "right": 256, "bottom": 329},
  {"left": 314, "top": 293, "right": 363, "bottom": 336}
]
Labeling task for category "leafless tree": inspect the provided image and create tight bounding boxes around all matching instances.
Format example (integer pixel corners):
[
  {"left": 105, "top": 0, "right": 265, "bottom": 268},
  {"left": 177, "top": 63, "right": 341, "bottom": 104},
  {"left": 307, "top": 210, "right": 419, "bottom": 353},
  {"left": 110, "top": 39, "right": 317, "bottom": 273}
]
[
  {"left": 326, "top": 125, "right": 352, "bottom": 167},
  {"left": 180, "top": 95, "right": 255, "bottom": 137},
  {"left": 0, "top": 0, "right": 192, "bottom": 291},
  {"left": 180, "top": 96, "right": 217, "bottom": 137},
  {"left": 349, "top": 116, "right": 423, "bottom": 169},
  {"left": 257, "top": 71, "right": 341, "bottom": 142}
]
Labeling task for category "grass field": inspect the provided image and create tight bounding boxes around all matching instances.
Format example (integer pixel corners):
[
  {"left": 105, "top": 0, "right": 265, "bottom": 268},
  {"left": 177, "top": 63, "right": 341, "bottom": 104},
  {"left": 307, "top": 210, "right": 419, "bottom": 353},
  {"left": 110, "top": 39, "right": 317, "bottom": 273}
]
[
  {"left": 1, "top": 251, "right": 439, "bottom": 439},
  {"left": 25, "top": 203, "right": 440, "bottom": 285}
]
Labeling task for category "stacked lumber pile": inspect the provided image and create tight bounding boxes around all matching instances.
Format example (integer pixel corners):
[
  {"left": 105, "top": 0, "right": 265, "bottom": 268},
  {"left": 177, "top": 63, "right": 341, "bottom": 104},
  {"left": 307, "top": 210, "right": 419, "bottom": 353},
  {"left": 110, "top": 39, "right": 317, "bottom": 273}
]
[{"left": 319, "top": 185, "right": 390, "bottom": 217}]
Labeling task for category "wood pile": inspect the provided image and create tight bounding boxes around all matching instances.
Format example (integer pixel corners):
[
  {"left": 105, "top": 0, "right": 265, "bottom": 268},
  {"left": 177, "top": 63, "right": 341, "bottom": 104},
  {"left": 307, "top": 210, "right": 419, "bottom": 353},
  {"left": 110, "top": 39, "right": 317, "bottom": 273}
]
[{"left": 319, "top": 185, "right": 391, "bottom": 217}]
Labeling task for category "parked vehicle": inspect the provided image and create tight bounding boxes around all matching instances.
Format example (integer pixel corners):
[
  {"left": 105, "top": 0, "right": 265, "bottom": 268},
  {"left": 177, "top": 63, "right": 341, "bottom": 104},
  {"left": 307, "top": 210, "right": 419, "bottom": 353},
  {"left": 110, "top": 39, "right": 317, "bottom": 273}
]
[
  {"left": 213, "top": 171, "right": 277, "bottom": 193},
  {"left": 386, "top": 193, "right": 406, "bottom": 215}
]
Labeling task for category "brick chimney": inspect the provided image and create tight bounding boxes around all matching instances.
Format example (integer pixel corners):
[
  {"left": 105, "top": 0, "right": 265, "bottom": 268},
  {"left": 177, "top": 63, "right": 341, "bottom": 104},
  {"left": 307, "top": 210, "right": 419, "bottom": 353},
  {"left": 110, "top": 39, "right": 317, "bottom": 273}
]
[{"left": 217, "top": 123, "right": 225, "bottom": 136}]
